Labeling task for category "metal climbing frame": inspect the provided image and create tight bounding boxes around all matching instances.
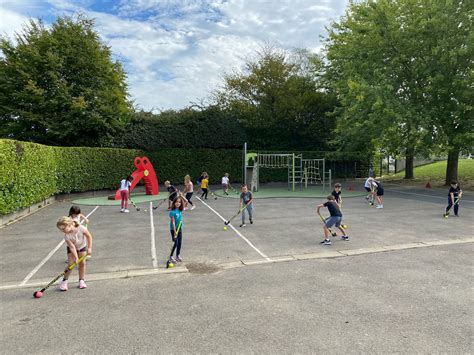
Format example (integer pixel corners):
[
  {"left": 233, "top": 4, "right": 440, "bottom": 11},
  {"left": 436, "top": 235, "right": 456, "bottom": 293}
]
[
  {"left": 302, "top": 158, "right": 330, "bottom": 190},
  {"left": 255, "top": 153, "right": 303, "bottom": 191}
]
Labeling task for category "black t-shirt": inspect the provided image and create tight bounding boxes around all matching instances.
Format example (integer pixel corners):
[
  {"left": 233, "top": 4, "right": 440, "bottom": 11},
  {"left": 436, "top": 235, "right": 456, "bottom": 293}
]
[
  {"left": 448, "top": 186, "right": 461, "bottom": 198},
  {"left": 375, "top": 181, "right": 383, "bottom": 192},
  {"left": 331, "top": 190, "right": 341, "bottom": 203},
  {"left": 323, "top": 201, "right": 342, "bottom": 217},
  {"left": 240, "top": 191, "right": 253, "bottom": 204}
]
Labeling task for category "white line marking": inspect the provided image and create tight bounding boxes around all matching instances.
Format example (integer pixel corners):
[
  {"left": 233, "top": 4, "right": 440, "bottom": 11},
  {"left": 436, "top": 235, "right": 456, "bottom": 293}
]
[
  {"left": 388, "top": 189, "right": 473, "bottom": 205},
  {"left": 20, "top": 206, "right": 99, "bottom": 286},
  {"left": 150, "top": 201, "right": 158, "bottom": 270},
  {"left": 196, "top": 196, "right": 271, "bottom": 261}
]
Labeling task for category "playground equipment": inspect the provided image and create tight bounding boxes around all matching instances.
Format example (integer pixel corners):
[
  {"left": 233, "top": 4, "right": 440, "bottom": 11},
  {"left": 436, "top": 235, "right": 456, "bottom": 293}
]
[
  {"left": 114, "top": 156, "right": 159, "bottom": 200},
  {"left": 243, "top": 144, "right": 331, "bottom": 192}
]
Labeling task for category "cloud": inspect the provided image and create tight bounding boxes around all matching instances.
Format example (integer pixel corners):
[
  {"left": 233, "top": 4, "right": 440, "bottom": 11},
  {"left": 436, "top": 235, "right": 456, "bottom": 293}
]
[{"left": 0, "top": 0, "right": 349, "bottom": 110}]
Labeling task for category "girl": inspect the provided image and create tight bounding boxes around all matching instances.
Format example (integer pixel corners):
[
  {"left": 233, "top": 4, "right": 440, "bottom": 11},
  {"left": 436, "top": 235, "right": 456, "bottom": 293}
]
[
  {"left": 119, "top": 175, "right": 133, "bottom": 213},
  {"left": 184, "top": 175, "right": 195, "bottom": 210},
  {"left": 68, "top": 205, "right": 89, "bottom": 225},
  {"left": 169, "top": 197, "right": 185, "bottom": 262},
  {"left": 67, "top": 205, "right": 91, "bottom": 260},
  {"left": 56, "top": 216, "right": 93, "bottom": 291},
  {"left": 200, "top": 173, "right": 209, "bottom": 200}
]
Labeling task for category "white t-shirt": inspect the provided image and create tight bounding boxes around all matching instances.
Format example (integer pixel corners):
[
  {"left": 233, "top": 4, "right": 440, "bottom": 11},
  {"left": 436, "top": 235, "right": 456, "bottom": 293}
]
[
  {"left": 64, "top": 225, "right": 87, "bottom": 250},
  {"left": 222, "top": 176, "right": 229, "bottom": 185},
  {"left": 364, "top": 178, "right": 372, "bottom": 188},
  {"left": 120, "top": 179, "right": 131, "bottom": 191}
]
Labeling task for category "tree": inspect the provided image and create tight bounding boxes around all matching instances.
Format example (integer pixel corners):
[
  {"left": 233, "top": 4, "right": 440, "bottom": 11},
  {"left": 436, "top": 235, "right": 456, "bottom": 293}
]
[
  {"left": 324, "top": 0, "right": 473, "bottom": 182},
  {"left": 0, "top": 15, "right": 132, "bottom": 147},
  {"left": 213, "top": 46, "right": 338, "bottom": 150}
]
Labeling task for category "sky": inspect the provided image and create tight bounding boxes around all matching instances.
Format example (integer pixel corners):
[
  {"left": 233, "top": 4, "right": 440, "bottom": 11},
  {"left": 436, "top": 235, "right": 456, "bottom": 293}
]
[{"left": 0, "top": 0, "right": 349, "bottom": 111}]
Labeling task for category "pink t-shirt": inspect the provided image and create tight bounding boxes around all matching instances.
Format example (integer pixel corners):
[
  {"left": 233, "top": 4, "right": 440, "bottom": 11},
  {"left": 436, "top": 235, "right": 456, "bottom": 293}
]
[
  {"left": 186, "top": 181, "right": 193, "bottom": 193},
  {"left": 64, "top": 225, "right": 87, "bottom": 250}
]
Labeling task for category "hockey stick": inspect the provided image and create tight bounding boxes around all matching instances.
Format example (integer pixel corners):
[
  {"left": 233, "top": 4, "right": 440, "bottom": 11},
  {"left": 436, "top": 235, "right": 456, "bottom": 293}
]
[
  {"left": 318, "top": 213, "right": 337, "bottom": 237},
  {"left": 443, "top": 197, "right": 461, "bottom": 218},
  {"left": 33, "top": 253, "right": 88, "bottom": 298},
  {"left": 224, "top": 203, "right": 251, "bottom": 225}
]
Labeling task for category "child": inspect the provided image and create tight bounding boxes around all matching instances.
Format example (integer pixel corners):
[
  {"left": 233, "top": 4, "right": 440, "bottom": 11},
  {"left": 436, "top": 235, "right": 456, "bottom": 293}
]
[
  {"left": 184, "top": 175, "right": 195, "bottom": 210},
  {"left": 119, "top": 175, "right": 133, "bottom": 213},
  {"left": 165, "top": 180, "right": 178, "bottom": 210},
  {"left": 222, "top": 173, "right": 230, "bottom": 195},
  {"left": 364, "top": 177, "right": 374, "bottom": 202},
  {"left": 68, "top": 206, "right": 91, "bottom": 260},
  {"left": 316, "top": 195, "right": 349, "bottom": 245},
  {"left": 239, "top": 184, "right": 254, "bottom": 227},
  {"left": 169, "top": 197, "right": 185, "bottom": 262},
  {"left": 445, "top": 181, "right": 463, "bottom": 217},
  {"left": 201, "top": 174, "right": 209, "bottom": 200},
  {"left": 56, "top": 216, "right": 93, "bottom": 290},
  {"left": 196, "top": 171, "right": 206, "bottom": 195},
  {"left": 69, "top": 205, "right": 89, "bottom": 225},
  {"left": 331, "top": 183, "right": 342, "bottom": 208},
  {"left": 372, "top": 179, "right": 384, "bottom": 208}
]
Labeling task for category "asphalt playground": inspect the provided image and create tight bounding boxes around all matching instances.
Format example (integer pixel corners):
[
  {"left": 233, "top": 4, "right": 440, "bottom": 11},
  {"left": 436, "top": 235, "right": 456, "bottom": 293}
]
[{"left": 0, "top": 182, "right": 472, "bottom": 353}]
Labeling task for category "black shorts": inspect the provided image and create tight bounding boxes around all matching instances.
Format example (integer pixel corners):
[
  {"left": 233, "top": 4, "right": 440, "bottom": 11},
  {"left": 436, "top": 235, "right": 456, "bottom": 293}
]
[
  {"left": 66, "top": 246, "right": 87, "bottom": 254},
  {"left": 365, "top": 187, "right": 371, "bottom": 192},
  {"left": 377, "top": 188, "right": 384, "bottom": 196}
]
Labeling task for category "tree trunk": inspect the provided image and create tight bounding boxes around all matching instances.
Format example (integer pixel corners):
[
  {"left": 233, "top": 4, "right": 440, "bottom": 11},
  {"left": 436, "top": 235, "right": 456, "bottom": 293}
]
[
  {"left": 404, "top": 150, "right": 414, "bottom": 179},
  {"left": 445, "top": 149, "right": 459, "bottom": 185}
]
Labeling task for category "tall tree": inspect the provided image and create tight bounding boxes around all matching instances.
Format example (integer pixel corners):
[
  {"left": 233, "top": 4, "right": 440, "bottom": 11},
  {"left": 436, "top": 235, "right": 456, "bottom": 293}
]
[
  {"left": 0, "top": 15, "right": 131, "bottom": 147},
  {"left": 324, "top": 0, "right": 473, "bottom": 181},
  {"left": 213, "top": 47, "right": 337, "bottom": 150}
]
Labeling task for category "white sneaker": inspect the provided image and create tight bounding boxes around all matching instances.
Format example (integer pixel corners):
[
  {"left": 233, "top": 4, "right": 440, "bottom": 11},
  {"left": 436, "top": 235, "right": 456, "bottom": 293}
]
[
  {"left": 79, "top": 280, "right": 87, "bottom": 289},
  {"left": 59, "top": 279, "right": 68, "bottom": 291},
  {"left": 376, "top": 205, "right": 383, "bottom": 209},
  {"left": 120, "top": 208, "right": 124, "bottom": 213},
  {"left": 124, "top": 209, "right": 130, "bottom": 213},
  {"left": 191, "top": 205, "right": 196, "bottom": 210}
]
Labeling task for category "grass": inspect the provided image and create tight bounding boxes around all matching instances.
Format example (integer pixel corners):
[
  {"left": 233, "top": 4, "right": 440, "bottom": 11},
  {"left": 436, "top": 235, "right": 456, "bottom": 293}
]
[{"left": 382, "top": 159, "right": 474, "bottom": 190}]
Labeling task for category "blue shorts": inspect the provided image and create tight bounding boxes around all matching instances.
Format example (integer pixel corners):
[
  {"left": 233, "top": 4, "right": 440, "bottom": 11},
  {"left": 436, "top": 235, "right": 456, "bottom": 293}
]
[{"left": 325, "top": 216, "right": 342, "bottom": 228}]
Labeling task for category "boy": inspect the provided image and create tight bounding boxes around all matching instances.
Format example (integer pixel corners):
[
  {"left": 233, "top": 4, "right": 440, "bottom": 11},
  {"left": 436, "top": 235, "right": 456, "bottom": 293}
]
[
  {"left": 222, "top": 173, "right": 230, "bottom": 195},
  {"left": 316, "top": 195, "right": 349, "bottom": 245},
  {"left": 164, "top": 180, "right": 178, "bottom": 210},
  {"left": 331, "top": 183, "right": 342, "bottom": 208},
  {"left": 240, "top": 184, "right": 254, "bottom": 227},
  {"left": 372, "top": 179, "right": 384, "bottom": 208},
  {"left": 200, "top": 174, "right": 209, "bottom": 200},
  {"left": 444, "top": 181, "right": 463, "bottom": 217}
]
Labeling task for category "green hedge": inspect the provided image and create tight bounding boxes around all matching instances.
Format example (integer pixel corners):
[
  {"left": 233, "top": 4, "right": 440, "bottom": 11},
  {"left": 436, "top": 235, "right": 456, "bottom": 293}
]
[{"left": 0, "top": 139, "right": 140, "bottom": 215}]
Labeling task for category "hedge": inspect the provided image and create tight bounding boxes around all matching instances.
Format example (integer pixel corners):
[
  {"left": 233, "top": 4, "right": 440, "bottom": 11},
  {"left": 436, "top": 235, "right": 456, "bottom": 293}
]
[{"left": 0, "top": 139, "right": 141, "bottom": 215}]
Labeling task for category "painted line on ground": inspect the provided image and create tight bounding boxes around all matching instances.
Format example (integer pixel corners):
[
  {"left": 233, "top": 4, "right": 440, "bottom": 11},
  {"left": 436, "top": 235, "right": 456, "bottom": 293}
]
[
  {"left": 196, "top": 196, "right": 271, "bottom": 261},
  {"left": 4, "top": 237, "right": 472, "bottom": 291},
  {"left": 19, "top": 206, "right": 100, "bottom": 286},
  {"left": 387, "top": 188, "right": 473, "bottom": 205},
  {"left": 150, "top": 201, "right": 158, "bottom": 270}
]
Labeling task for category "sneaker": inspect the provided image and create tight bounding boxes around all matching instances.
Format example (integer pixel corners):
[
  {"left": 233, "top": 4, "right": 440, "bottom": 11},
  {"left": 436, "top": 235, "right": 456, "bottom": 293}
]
[
  {"left": 320, "top": 239, "right": 332, "bottom": 245},
  {"left": 184, "top": 207, "right": 188, "bottom": 211},
  {"left": 240, "top": 223, "right": 246, "bottom": 227},
  {"left": 169, "top": 256, "right": 177, "bottom": 262},
  {"left": 86, "top": 255, "right": 92, "bottom": 259},
  {"left": 341, "top": 235, "right": 349, "bottom": 240},
  {"left": 365, "top": 196, "right": 369, "bottom": 200},
  {"left": 454, "top": 214, "right": 459, "bottom": 217},
  {"left": 120, "top": 208, "right": 124, "bottom": 213},
  {"left": 250, "top": 219, "right": 253, "bottom": 224},
  {"left": 190, "top": 205, "right": 196, "bottom": 210},
  {"left": 176, "top": 255, "right": 183, "bottom": 262},
  {"left": 59, "top": 279, "right": 68, "bottom": 291},
  {"left": 124, "top": 209, "right": 130, "bottom": 213},
  {"left": 79, "top": 280, "right": 87, "bottom": 289},
  {"left": 376, "top": 205, "right": 383, "bottom": 209}
]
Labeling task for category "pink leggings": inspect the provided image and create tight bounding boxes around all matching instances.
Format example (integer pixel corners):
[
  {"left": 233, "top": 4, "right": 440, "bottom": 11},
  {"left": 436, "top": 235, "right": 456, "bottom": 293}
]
[{"left": 120, "top": 190, "right": 129, "bottom": 209}]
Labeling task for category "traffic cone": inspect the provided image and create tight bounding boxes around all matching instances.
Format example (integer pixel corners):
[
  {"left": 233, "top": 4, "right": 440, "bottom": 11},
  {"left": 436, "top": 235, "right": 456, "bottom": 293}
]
[
  {"left": 348, "top": 183, "right": 354, "bottom": 191},
  {"left": 425, "top": 181, "right": 432, "bottom": 188}
]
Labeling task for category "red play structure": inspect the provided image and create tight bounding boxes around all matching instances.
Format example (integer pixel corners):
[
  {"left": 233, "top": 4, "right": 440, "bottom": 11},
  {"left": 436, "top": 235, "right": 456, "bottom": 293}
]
[{"left": 114, "top": 156, "right": 159, "bottom": 200}]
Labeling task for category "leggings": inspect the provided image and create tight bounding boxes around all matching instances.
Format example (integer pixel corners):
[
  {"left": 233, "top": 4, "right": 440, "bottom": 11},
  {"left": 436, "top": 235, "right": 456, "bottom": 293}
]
[
  {"left": 201, "top": 188, "right": 208, "bottom": 199},
  {"left": 170, "top": 229, "right": 183, "bottom": 257},
  {"left": 186, "top": 192, "right": 193, "bottom": 206},
  {"left": 120, "top": 190, "right": 129, "bottom": 209}
]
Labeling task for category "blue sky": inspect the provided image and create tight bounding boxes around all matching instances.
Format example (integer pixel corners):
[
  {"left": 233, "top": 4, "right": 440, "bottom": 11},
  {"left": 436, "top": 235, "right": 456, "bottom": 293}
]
[{"left": 1, "top": 0, "right": 349, "bottom": 111}]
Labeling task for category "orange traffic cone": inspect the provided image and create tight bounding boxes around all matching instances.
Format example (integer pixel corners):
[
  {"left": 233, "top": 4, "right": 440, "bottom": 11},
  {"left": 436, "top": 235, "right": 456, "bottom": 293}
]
[
  {"left": 348, "top": 183, "right": 354, "bottom": 191},
  {"left": 425, "top": 181, "right": 432, "bottom": 188}
]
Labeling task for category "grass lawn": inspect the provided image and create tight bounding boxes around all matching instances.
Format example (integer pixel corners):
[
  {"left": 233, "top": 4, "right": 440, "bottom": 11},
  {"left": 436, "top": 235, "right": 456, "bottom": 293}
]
[{"left": 382, "top": 159, "right": 474, "bottom": 190}]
